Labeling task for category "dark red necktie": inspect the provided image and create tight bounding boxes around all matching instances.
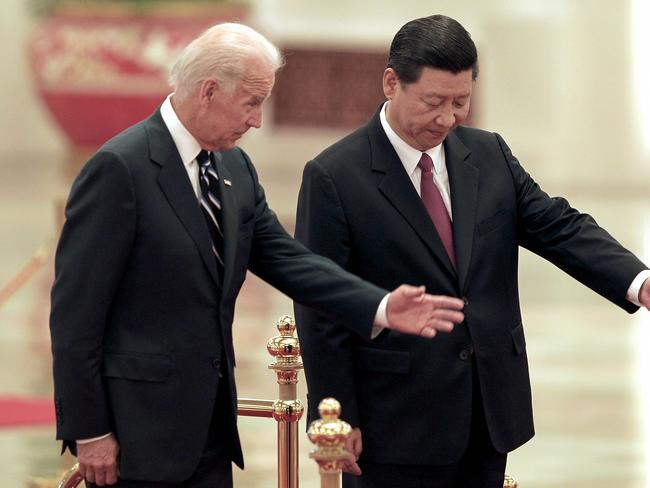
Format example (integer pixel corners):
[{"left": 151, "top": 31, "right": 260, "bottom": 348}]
[{"left": 418, "top": 153, "right": 456, "bottom": 269}]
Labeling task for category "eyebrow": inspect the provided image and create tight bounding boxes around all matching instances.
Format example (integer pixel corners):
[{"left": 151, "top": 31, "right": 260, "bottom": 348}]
[{"left": 424, "top": 92, "right": 470, "bottom": 100}]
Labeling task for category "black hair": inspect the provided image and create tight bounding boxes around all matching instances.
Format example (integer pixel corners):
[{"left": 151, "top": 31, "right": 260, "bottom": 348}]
[{"left": 387, "top": 14, "right": 479, "bottom": 84}]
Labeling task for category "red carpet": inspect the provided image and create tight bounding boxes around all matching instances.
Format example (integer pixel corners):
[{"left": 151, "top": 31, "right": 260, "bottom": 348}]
[{"left": 0, "top": 395, "right": 55, "bottom": 427}]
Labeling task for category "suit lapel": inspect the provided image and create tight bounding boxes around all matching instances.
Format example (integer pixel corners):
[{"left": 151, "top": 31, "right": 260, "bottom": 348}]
[
  {"left": 146, "top": 110, "right": 221, "bottom": 287},
  {"left": 211, "top": 152, "right": 238, "bottom": 294},
  {"left": 368, "top": 113, "right": 457, "bottom": 280},
  {"left": 445, "top": 131, "right": 478, "bottom": 292}
]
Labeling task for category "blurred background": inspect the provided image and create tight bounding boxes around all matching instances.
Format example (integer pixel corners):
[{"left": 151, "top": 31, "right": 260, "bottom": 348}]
[{"left": 0, "top": 0, "right": 649, "bottom": 486}]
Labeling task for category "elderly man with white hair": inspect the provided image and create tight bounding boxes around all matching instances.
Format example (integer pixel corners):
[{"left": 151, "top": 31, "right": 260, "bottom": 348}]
[{"left": 49, "top": 23, "right": 465, "bottom": 487}]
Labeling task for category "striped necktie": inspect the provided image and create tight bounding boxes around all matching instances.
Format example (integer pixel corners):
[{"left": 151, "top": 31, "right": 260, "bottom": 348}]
[
  {"left": 418, "top": 152, "right": 456, "bottom": 269},
  {"left": 197, "top": 150, "right": 224, "bottom": 274}
]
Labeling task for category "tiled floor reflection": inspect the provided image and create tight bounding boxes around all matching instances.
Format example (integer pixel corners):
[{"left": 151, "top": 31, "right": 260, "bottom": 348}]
[{"left": 0, "top": 152, "right": 648, "bottom": 487}]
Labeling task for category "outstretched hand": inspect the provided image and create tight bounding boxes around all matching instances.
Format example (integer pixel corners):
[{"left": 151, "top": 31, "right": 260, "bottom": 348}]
[{"left": 386, "top": 285, "right": 464, "bottom": 338}]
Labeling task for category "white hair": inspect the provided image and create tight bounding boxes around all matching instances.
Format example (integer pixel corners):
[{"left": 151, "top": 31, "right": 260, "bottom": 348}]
[{"left": 169, "top": 23, "right": 283, "bottom": 98}]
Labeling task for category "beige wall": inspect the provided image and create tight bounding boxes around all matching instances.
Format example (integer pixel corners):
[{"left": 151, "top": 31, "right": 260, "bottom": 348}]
[
  {"left": 0, "top": 0, "right": 65, "bottom": 156},
  {"left": 250, "top": 0, "right": 649, "bottom": 190},
  {"left": 2, "top": 0, "right": 649, "bottom": 191}
]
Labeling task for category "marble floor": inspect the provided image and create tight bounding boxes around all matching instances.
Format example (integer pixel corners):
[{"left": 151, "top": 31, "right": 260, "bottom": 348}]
[{"left": 0, "top": 149, "right": 649, "bottom": 487}]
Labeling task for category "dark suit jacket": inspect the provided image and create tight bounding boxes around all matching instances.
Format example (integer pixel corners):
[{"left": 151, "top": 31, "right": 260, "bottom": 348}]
[
  {"left": 49, "top": 108, "right": 387, "bottom": 482},
  {"left": 294, "top": 108, "right": 646, "bottom": 466}
]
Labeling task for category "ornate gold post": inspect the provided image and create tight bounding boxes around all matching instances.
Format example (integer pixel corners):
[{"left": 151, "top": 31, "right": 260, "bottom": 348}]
[
  {"left": 267, "top": 315, "right": 304, "bottom": 488},
  {"left": 307, "top": 398, "right": 352, "bottom": 488}
]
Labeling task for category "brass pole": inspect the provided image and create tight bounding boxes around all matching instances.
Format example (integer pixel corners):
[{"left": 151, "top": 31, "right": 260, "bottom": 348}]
[
  {"left": 237, "top": 398, "right": 274, "bottom": 418},
  {"left": 267, "top": 315, "right": 304, "bottom": 488},
  {"left": 307, "top": 398, "right": 352, "bottom": 488}
]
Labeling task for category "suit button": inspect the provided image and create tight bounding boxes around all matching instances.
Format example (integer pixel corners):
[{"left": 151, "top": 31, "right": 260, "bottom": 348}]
[
  {"left": 462, "top": 297, "right": 469, "bottom": 306},
  {"left": 212, "top": 358, "right": 221, "bottom": 369},
  {"left": 458, "top": 349, "right": 470, "bottom": 361}
]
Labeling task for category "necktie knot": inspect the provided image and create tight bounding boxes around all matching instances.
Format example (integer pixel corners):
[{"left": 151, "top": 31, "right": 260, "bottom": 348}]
[
  {"left": 418, "top": 153, "right": 434, "bottom": 173},
  {"left": 197, "top": 150, "right": 211, "bottom": 170}
]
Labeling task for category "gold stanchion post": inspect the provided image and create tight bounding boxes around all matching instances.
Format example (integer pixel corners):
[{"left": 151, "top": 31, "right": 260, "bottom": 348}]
[
  {"left": 267, "top": 315, "right": 304, "bottom": 488},
  {"left": 307, "top": 398, "right": 352, "bottom": 488}
]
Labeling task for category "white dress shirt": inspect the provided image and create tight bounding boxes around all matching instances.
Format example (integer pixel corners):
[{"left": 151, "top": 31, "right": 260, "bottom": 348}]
[{"left": 160, "top": 94, "right": 203, "bottom": 198}]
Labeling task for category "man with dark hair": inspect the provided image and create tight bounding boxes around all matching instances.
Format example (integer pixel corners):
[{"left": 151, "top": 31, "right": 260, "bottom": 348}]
[{"left": 295, "top": 14, "right": 650, "bottom": 488}]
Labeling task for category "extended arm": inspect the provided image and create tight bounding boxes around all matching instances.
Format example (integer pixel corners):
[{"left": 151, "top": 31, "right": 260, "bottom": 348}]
[
  {"left": 497, "top": 133, "right": 648, "bottom": 311},
  {"left": 244, "top": 152, "right": 462, "bottom": 338}
]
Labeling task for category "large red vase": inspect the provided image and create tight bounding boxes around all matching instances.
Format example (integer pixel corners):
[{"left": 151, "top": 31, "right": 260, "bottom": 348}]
[{"left": 27, "top": 3, "right": 248, "bottom": 150}]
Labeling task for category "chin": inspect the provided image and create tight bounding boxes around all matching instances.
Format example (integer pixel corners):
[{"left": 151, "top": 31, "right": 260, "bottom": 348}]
[
  {"left": 217, "top": 142, "right": 237, "bottom": 152},
  {"left": 417, "top": 139, "right": 441, "bottom": 151},
  {"left": 428, "top": 136, "right": 446, "bottom": 148}
]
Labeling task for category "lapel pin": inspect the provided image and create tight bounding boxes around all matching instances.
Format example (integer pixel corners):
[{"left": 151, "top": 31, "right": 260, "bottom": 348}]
[{"left": 224, "top": 179, "right": 232, "bottom": 187}]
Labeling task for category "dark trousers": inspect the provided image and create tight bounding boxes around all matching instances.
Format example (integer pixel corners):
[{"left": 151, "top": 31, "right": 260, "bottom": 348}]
[
  {"left": 87, "top": 374, "right": 234, "bottom": 488},
  {"left": 343, "top": 357, "right": 507, "bottom": 488}
]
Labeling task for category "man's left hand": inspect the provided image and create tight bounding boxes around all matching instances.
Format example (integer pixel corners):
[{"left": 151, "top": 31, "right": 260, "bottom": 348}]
[{"left": 341, "top": 428, "right": 363, "bottom": 476}]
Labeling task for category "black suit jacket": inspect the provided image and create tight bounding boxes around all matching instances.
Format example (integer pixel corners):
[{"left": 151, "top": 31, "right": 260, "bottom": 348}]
[
  {"left": 294, "top": 108, "right": 646, "bottom": 465},
  {"left": 50, "top": 108, "right": 387, "bottom": 482}
]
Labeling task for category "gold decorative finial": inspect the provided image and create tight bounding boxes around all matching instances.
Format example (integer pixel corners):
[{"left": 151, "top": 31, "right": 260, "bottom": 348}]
[
  {"left": 317, "top": 397, "right": 342, "bottom": 422},
  {"left": 308, "top": 397, "right": 352, "bottom": 481},
  {"left": 267, "top": 315, "right": 301, "bottom": 365},
  {"left": 276, "top": 314, "right": 296, "bottom": 334}
]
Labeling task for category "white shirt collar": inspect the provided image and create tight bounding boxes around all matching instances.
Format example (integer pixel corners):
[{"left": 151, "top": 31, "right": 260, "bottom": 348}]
[
  {"left": 379, "top": 101, "right": 444, "bottom": 175},
  {"left": 160, "top": 94, "right": 203, "bottom": 168}
]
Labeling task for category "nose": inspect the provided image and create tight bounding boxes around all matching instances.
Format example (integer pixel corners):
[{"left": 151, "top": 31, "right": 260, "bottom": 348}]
[
  {"left": 435, "top": 105, "right": 455, "bottom": 129},
  {"left": 248, "top": 107, "right": 263, "bottom": 129}
]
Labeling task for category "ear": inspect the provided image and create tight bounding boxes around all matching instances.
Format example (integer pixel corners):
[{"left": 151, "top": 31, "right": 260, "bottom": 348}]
[
  {"left": 382, "top": 68, "right": 399, "bottom": 99},
  {"left": 198, "top": 79, "right": 219, "bottom": 104}
]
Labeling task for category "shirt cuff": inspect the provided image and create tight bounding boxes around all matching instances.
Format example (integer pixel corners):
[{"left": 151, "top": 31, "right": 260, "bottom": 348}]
[
  {"left": 626, "top": 270, "right": 650, "bottom": 307},
  {"left": 77, "top": 433, "right": 112, "bottom": 444},
  {"left": 371, "top": 293, "right": 390, "bottom": 339}
]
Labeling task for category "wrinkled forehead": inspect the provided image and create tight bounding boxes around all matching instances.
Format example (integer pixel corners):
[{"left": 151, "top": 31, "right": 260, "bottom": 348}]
[{"left": 240, "top": 58, "right": 276, "bottom": 96}]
